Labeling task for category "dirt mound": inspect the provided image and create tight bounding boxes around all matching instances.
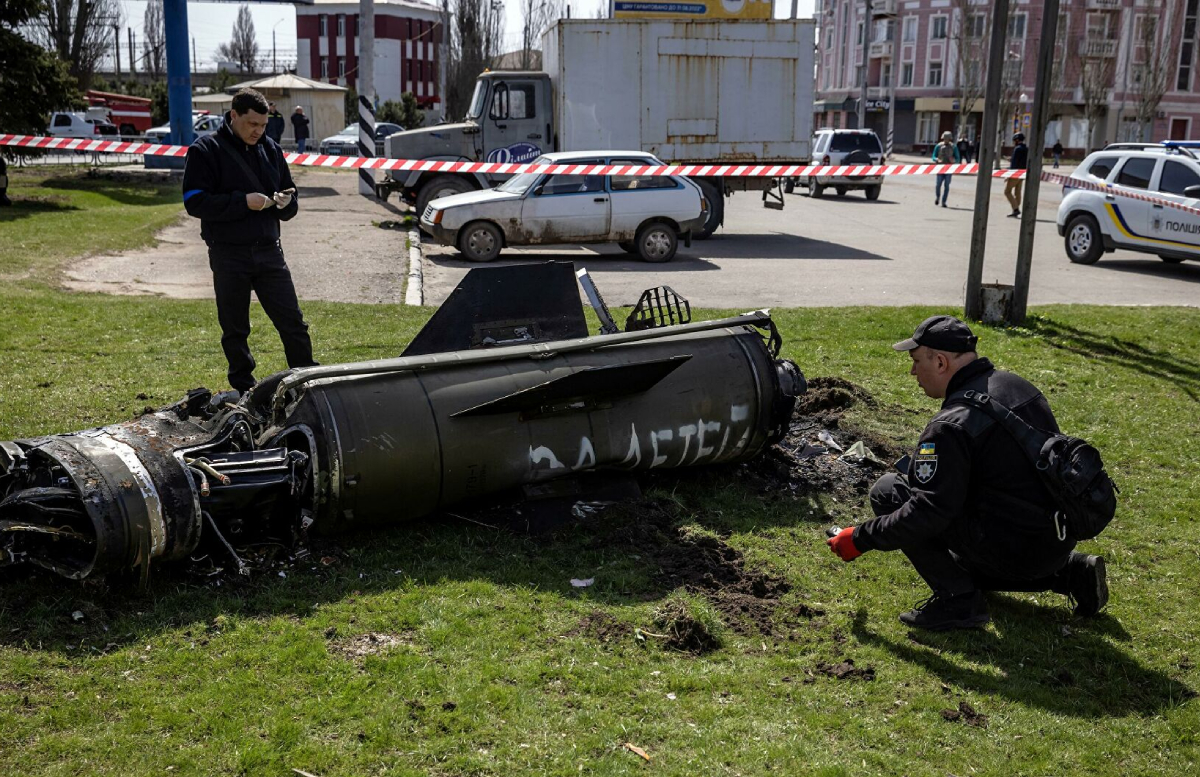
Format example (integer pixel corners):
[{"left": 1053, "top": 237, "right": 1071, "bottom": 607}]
[
  {"left": 328, "top": 631, "right": 415, "bottom": 660},
  {"left": 652, "top": 596, "right": 723, "bottom": 654},
  {"left": 795, "top": 376, "right": 877, "bottom": 415},
  {"left": 941, "top": 701, "right": 988, "bottom": 728},
  {"left": 817, "top": 659, "right": 876, "bottom": 681},
  {"left": 567, "top": 611, "right": 634, "bottom": 644}
]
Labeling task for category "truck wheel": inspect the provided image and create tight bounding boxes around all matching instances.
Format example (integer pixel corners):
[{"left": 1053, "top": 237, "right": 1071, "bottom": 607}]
[
  {"left": 458, "top": 221, "right": 503, "bottom": 263},
  {"left": 635, "top": 222, "right": 678, "bottom": 263},
  {"left": 810, "top": 179, "right": 825, "bottom": 198},
  {"left": 784, "top": 178, "right": 796, "bottom": 194},
  {"left": 417, "top": 175, "right": 472, "bottom": 217},
  {"left": 865, "top": 185, "right": 882, "bottom": 201},
  {"left": 695, "top": 180, "right": 723, "bottom": 239},
  {"left": 1065, "top": 214, "right": 1104, "bottom": 265},
  {"left": 1159, "top": 254, "right": 1185, "bottom": 264}
]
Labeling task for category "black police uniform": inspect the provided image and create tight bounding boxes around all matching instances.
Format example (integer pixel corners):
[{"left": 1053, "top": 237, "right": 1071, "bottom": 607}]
[
  {"left": 853, "top": 357, "right": 1077, "bottom": 598},
  {"left": 182, "top": 114, "right": 316, "bottom": 392}
]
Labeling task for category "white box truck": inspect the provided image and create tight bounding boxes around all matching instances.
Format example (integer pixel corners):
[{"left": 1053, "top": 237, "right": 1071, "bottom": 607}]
[{"left": 380, "top": 19, "right": 815, "bottom": 237}]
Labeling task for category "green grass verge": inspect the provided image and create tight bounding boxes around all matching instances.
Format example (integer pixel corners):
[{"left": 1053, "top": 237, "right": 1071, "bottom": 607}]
[{"left": 0, "top": 171, "right": 1197, "bottom": 777}]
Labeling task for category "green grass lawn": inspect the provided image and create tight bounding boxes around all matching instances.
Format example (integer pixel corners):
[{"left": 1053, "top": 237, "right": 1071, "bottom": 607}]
[{"left": 0, "top": 170, "right": 1198, "bottom": 776}]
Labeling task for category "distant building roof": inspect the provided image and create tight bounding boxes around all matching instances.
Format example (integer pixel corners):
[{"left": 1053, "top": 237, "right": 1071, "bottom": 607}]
[{"left": 229, "top": 73, "right": 348, "bottom": 93}]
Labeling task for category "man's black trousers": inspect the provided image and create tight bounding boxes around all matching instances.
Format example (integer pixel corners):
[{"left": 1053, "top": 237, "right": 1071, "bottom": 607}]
[
  {"left": 208, "top": 241, "right": 316, "bottom": 392},
  {"left": 869, "top": 473, "right": 1075, "bottom": 598}
]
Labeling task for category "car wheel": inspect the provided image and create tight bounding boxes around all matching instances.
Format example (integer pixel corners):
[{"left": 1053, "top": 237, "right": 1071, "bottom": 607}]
[
  {"left": 1064, "top": 214, "right": 1104, "bottom": 265},
  {"left": 1159, "top": 254, "right": 1186, "bottom": 264},
  {"left": 635, "top": 222, "right": 678, "bottom": 263},
  {"left": 835, "top": 186, "right": 848, "bottom": 197},
  {"left": 458, "top": 221, "right": 503, "bottom": 263},
  {"left": 695, "top": 179, "right": 724, "bottom": 239},
  {"left": 865, "top": 185, "right": 882, "bottom": 201},
  {"left": 810, "top": 179, "right": 825, "bottom": 198},
  {"left": 618, "top": 241, "right": 638, "bottom": 254},
  {"left": 417, "top": 175, "right": 472, "bottom": 217}
]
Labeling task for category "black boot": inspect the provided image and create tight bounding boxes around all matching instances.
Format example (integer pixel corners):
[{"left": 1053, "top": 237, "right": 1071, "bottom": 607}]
[
  {"left": 899, "top": 590, "right": 990, "bottom": 631},
  {"left": 1067, "top": 552, "right": 1108, "bottom": 617}
]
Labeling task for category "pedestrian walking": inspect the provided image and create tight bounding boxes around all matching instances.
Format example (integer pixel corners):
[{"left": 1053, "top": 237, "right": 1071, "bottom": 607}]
[
  {"left": 826, "top": 315, "right": 1108, "bottom": 630},
  {"left": 1052, "top": 140, "right": 1063, "bottom": 169},
  {"left": 265, "top": 102, "right": 286, "bottom": 144},
  {"left": 956, "top": 136, "right": 972, "bottom": 165},
  {"left": 932, "top": 131, "right": 960, "bottom": 208},
  {"left": 291, "top": 106, "right": 310, "bottom": 154},
  {"left": 1006, "top": 132, "right": 1028, "bottom": 218},
  {"left": 181, "top": 88, "right": 318, "bottom": 395}
]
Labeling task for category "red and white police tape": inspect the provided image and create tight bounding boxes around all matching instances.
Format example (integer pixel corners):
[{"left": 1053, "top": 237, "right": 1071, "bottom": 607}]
[{"left": 4, "top": 133, "right": 1199, "bottom": 218}]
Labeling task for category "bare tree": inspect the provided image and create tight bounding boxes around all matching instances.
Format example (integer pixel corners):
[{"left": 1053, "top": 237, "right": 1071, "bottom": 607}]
[
  {"left": 994, "top": 47, "right": 1024, "bottom": 167},
  {"left": 30, "top": 0, "right": 121, "bottom": 89},
  {"left": 447, "top": 0, "right": 504, "bottom": 118},
  {"left": 1130, "top": 9, "right": 1175, "bottom": 142},
  {"left": 951, "top": 0, "right": 986, "bottom": 141},
  {"left": 142, "top": 0, "right": 165, "bottom": 80},
  {"left": 519, "top": 0, "right": 563, "bottom": 70},
  {"left": 1078, "top": 40, "right": 1116, "bottom": 152},
  {"left": 217, "top": 4, "right": 259, "bottom": 74}
]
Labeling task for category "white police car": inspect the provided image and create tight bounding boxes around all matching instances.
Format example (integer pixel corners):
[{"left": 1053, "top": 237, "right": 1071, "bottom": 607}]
[{"left": 1057, "top": 142, "right": 1200, "bottom": 265}]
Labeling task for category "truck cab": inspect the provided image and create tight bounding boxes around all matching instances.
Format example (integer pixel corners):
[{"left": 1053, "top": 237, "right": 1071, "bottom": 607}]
[{"left": 380, "top": 71, "right": 554, "bottom": 215}]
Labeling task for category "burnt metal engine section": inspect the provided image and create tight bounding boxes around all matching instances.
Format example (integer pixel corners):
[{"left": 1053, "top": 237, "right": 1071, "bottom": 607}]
[{"left": 0, "top": 263, "right": 805, "bottom": 581}]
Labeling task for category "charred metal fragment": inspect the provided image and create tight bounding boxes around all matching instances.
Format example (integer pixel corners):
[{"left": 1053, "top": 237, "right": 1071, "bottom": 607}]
[{"left": 0, "top": 264, "right": 806, "bottom": 582}]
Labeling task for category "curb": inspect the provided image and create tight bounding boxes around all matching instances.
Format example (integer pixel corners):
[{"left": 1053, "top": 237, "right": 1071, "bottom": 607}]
[{"left": 405, "top": 228, "right": 423, "bottom": 306}]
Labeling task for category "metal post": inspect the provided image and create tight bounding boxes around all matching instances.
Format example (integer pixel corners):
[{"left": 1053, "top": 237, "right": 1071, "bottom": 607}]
[
  {"left": 963, "top": 0, "right": 1010, "bottom": 321},
  {"left": 273, "top": 29, "right": 277, "bottom": 73},
  {"left": 359, "top": 0, "right": 376, "bottom": 196},
  {"left": 128, "top": 28, "right": 136, "bottom": 76},
  {"left": 192, "top": 38, "right": 197, "bottom": 75},
  {"left": 859, "top": 0, "right": 871, "bottom": 129},
  {"left": 114, "top": 23, "right": 122, "bottom": 81},
  {"left": 440, "top": 0, "right": 450, "bottom": 121},
  {"left": 886, "top": 37, "right": 896, "bottom": 157},
  {"left": 164, "top": 0, "right": 193, "bottom": 147},
  {"left": 1010, "top": 0, "right": 1060, "bottom": 325}
]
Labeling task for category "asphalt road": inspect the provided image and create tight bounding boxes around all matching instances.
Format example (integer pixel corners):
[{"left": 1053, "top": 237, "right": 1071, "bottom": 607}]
[{"left": 421, "top": 171, "right": 1200, "bottom": 309}]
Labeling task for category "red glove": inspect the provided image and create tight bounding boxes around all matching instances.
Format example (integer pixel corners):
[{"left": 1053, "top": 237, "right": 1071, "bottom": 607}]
[{"left": 827, "top": 527, "right": 863, "bottom": 562}]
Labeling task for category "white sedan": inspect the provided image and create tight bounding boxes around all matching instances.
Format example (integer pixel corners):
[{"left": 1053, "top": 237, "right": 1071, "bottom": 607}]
[{"left": 419, "top": 151, "right": 708, "bottom": 263}]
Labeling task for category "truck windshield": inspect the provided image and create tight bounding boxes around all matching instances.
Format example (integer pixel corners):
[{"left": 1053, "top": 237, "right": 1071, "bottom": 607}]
[
  {"left": 495, "top": 157, "right": 550, "bottom": 195},
  {"left": 466, "top": 81, "right": 488, "bottom": 120}
]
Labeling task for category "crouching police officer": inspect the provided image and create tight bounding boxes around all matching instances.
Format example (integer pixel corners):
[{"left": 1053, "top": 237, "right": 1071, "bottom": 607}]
[
  {"left": 182, "top": 87, "right": 317, "bottom": 394},
  {"left": 826, "top": 315, "right": 1108, "bottom": 630}
]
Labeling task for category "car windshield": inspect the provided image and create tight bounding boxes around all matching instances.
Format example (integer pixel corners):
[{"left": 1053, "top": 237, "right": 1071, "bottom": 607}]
[
  {"left": 495, "top": 155, "right": 551, "bottom": 195},
  {"left": 830, "top": 133, "right": 883, "bottom": 154},
  {"left": 466, "top": 81, "right": 488, "bottom": 120}
]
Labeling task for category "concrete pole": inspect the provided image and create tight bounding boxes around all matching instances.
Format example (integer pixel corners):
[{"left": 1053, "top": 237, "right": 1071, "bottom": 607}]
[
  {"left": 1010, "top": 0, "right": 1060, "bottom": 325},
  {"left": 164, "top": 0, "right": 194, "bottom": 147},
  {"left": 859, "top": 0, "right": 871, "bottom": 129},
  {"left": 129, "top": 28, "right": 136, "bottom": 76},
  {"left": 359, "top": 0, "right": 377, "bottom": 196},
  {"left": 440, "top": 0, "right": 449, "bottom": 121},
  {"left": 114, "top": 24, "right": 122, "bottom": 81},
  {"left": 886, "top": 48, "right": 896, "bottom": 157},
  {"left": 963, "top": 0, "right": 1009, "bottom": 321}
]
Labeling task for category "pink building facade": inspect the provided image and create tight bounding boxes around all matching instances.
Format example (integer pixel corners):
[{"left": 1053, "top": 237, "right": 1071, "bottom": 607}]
[
  {"left": 295, "top": 0, "right": 443, "bottom": 109},
  {"left": 814, "top": 0, "right": 1200, "bottom": 154}
]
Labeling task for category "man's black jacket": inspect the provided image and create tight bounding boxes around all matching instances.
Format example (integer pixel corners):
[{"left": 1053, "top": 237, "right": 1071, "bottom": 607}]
[
  {"left": 1011, "top": 143, "right": 1029, "bottom": 170},
  {"left": 853, "top": 358, "right": 1073, "bottom": 574},
  {"left": 182, "top": 114, "right": 298, "bottom": 246}
]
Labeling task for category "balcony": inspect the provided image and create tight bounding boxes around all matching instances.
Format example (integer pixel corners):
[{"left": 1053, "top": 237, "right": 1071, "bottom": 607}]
[
  {"left": 1079, "top": 38, "right": 1117, "bottom": 58},
  {"left": 867, "top": 86, "right": 891, "bottom": 99},
  {"left": 871, "top": 0, "right": 897, "bottom": 16},
  {"left": 1086, "top": 0, "right": 1120, "bottom": 8},
  {"left": 868, "top": 40, "right": 894, "bottom": 59}
]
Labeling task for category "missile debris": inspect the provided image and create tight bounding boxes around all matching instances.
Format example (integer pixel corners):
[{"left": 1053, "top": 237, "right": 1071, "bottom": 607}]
[{"left": 0, "top": 263, "right": 805, "bottom": 581}]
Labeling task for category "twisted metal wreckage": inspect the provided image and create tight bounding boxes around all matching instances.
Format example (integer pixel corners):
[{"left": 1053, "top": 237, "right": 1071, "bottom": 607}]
[{"left": 0, "top": 264, "right": 806, "bottom": 582}]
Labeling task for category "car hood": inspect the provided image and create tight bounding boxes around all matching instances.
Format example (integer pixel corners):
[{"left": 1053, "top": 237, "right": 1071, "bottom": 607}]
[
  {"left": 321, "top": 134, "right": 358, "bottom": 144},
  {"left": 428, "top": 188, "right": 522, "bottom": 210}
]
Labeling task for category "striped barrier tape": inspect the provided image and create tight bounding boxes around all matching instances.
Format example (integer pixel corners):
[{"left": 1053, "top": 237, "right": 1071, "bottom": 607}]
[{"left": 4, "top": 134, "right": 1199, "bottom": 219}]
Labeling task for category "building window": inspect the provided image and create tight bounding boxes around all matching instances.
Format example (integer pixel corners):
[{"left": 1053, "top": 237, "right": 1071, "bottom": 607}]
[
  {"left": 903, "top": 16, "right": 916, "bottom": 42},
  {"left": 916, "top": 112, "right": 939, "bottom": 145},
  {"left": 355, "top": 16, "right": 360, "bottom": 36},
  {"left": 320, "top": 56, "right": 328, "bottom": 79},
  {"left": 882, "top": 63, "right": 892, "bottom": 88},
  {"left": 337, "top": 15, "right": 345, "bottom": 37},
  {"left": 857, "top": 22, "right": 864, "bottom": 46},
  {"left": 318, "top": 15, "right": 327, "bottom": 36},
  {"left": 931, "top": 16, "right": 947, "bottom": 40},
  {"left": 902, "top": 62, "right": 914, "bottom": 86},
  {"left": 967, "top": 14, "right": 986, "bottom": 39},
  {"left": 338, "top": 58, "right": 345, "bottom": 79},
  {"left": 1008, "top": 13, "right": 1026, "bottom": 40},
  {"left": 1179, "top": 0, "right": 1198, "bottom": 91},
  {"left": 927, "top": 61, "right": 943, "bottom": 87}
]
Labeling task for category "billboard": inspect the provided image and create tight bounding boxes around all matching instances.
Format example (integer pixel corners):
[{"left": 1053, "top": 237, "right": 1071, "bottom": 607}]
[{"left": 612, "top": 0, "right": 774, "bottom": 20}]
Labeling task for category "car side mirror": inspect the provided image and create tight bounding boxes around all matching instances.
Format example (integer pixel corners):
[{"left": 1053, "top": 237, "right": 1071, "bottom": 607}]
[
  {"left": 533, "top": 184, "right": 545, "bottom": 196},
  {"left": 1184, "top": 185, "right": 1200, "bottom": 199}
]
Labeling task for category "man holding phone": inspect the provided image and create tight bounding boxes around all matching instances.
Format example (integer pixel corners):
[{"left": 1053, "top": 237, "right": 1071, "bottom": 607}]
[{"left": 182, "top": 88, "right": 316, "bottom": 394}]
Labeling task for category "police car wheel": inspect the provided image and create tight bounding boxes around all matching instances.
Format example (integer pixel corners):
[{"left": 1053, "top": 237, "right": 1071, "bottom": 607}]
[
  {"left": 458, "top": 221, "right": 503, "bottom": 263},
  {"left": 1159, "top": 254, "right": 1185, "bottom": 264},
  {"left": 1065, "top": 214, "right": 1104, "bottom": 265}
]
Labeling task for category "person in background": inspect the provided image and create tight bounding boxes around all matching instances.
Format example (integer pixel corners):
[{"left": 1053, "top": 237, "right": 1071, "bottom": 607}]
[
  {"left": 265, "top": 102, "right": 286, "bottom": 145},
  {"left": 1052, "top": 140, "right": 1064, "bottom": 169},
  {"left": 0, "top": 156, "right": 11, "bottom": 206},
  {"left": 957, "top": 135, "right": 972, "bottom": 165},
  {"left": 291, "top": 106, "right": 310, "bottom": 154},
  {"left": 932, "top": 131, "right": 961, "bottom": 208},
  {"left": 1006, "top": 132, "right": 1029, "bottom": 218}
]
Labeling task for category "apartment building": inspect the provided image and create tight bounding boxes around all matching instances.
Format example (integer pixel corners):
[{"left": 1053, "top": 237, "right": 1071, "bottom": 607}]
[
  {"left": 813, "top": 0, "right": 1200, "bottom": 153},
  {"left": 295, "top": 0, "right": 442, "bottom": 108}
]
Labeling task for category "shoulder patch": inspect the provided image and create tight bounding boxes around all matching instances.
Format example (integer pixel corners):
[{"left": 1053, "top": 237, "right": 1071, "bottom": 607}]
[{"left": 918, "top": 442, "right": 935, "bottom": 455}]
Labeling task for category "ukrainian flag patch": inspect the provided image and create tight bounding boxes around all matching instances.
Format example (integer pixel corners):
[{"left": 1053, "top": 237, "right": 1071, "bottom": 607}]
[{"left": 918, "top": 443, "right": 936, "bottom": 455}]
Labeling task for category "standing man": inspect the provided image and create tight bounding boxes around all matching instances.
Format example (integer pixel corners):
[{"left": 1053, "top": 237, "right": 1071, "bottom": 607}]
[
  {"left": 291, "top": 106, "right": 310, "bottom": 154},
  {"left": 1052, "top": 140, "right": 1064, "bottom": 169},
  {"left": 932, "top": 131, "right": 960, "bottom": 208},
  {"left": 956, "top": 135, "right": 972, "bottom": 165},
  {"left": 265, "top": 101, "right": 286, "bottom": 144},
  {"left": 0, "top": 156, "right": 11, "bottom": 206},
  {"left": 181, "top": 87, "right": 317, "bottom": 395},
  {"left": 825, "top": 316, "right": 1108, "bottom": 631},
  {"left": 1006, "top": 132, "right": 1028, "bottom": 218}
]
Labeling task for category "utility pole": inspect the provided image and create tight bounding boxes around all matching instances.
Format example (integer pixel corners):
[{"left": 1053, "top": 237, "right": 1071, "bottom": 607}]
[
  {"left": 128, "top": 28, "right": 136, "bottom": 76},
  {"left": 1010, "top": 0, "right": 1060, "bottom": 324},
  {"left": 963, "top": 0, "right": 1010, "bottom": 321},
  {"left": 114, "top": 23, "right": 122, "bottom": 81},
  {"left": 858, "top": 0, "right": 871, "bottom": 130},
  {"left": 273, "top": 29, "right": 277, "bottom": 73},
  {"left": 440, "top": 0, "right": 450, "bottom": 121},
  {"left": 359, "top": 0, "right": 377, "bottom": 197},
  {"left": 192, "top": 37, "right": 197, "bottom": 74}
]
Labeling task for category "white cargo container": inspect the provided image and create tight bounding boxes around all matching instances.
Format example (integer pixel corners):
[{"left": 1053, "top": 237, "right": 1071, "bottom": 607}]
[{"left": 543, "top": 19, "right": 814, "bottom": 166}]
